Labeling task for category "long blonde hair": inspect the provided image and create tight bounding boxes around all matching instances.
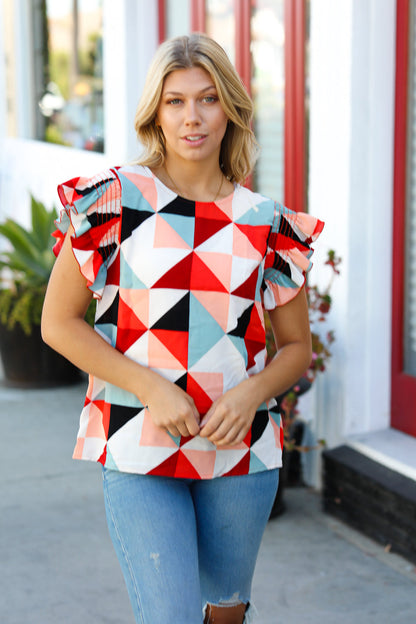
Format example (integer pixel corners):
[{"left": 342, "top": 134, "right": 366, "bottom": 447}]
[{"left": 133, "top": 33, "right": 258, "bottom": 184}]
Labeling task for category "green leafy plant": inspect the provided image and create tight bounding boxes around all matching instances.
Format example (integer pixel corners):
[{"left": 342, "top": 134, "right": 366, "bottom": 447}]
[
  {"left": 0, "top": 195, "right": 96, "bottom": 336},
  {"left": 0, "top": 196, "right": 57, "bottom": 335},
  {"left": 265, "top": 249, "right": 341, "bottom": 452}
]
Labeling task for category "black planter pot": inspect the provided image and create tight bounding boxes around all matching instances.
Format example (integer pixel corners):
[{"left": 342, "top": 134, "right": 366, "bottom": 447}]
[
  {"left": 269, "top": 377, "right": 313, "bottom": 519},
  {"left": 0, "top": 323, "right": 82, "bottom": 388}
]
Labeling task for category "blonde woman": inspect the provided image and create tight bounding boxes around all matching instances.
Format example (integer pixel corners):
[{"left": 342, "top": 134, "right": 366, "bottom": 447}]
[{"left": 42, "top": 34, "right": 323, "bottom": 624}]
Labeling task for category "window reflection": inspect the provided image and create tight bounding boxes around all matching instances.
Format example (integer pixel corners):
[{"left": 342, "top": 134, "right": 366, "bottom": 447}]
[
  {"left": 251, "top": 0, "right": 285, "bottom": 200},
  {"left": 37, "top": 0, "right": 104, "bottom": 152},
  {"left": 206, "top": 0, "right": 235, "bottom": 65}
]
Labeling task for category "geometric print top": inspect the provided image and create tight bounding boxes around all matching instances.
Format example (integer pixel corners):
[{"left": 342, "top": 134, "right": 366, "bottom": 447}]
[{"left": 54, "top": 165, "right": 324, "bottom": 479}]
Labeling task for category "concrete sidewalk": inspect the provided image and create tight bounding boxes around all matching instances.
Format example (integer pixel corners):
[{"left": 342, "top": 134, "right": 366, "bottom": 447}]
[{"left": 1, "top": 382, "right": 416, "bottom": 624}]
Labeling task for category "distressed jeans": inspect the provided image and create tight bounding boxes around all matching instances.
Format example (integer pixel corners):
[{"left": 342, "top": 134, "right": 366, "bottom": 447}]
[{"left": 102, "top": 467, "right": 279, "bottom": 624}]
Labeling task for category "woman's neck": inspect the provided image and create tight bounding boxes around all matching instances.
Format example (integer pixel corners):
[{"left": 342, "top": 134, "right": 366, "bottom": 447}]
[{"left": 154, "top": 159, "right": 233, "bottom": 202}]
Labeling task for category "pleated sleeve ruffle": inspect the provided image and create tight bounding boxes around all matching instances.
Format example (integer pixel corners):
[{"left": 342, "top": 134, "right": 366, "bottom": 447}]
[
  {"left": 262, "top": 203, "right": 324, "bottom": 309},
  {"left": 53, "top": 168, "right": 121, "bottom": 299}
]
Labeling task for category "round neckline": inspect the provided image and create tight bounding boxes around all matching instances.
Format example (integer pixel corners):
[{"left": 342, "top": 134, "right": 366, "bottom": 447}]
[{"left": 144, "top": 165, "right": 238, "bottom": 205}]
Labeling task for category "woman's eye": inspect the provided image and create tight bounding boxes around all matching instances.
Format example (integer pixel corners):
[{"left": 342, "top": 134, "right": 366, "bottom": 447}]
[
  {"left": 203, "top": 95, "right": 218, "bottom": 103},
  {"left": 167, "top": 98, "right": 182, "bottom": 105}
]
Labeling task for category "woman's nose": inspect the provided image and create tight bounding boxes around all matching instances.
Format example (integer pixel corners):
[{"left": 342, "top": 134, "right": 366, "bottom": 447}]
[{"left": 184, "top": 100, "right": 201, "bottom": 124}]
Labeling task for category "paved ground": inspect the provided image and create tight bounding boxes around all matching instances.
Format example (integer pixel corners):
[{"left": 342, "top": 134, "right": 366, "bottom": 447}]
[{"left": 1, "top": 381, "right": 416, "bottom": 623}]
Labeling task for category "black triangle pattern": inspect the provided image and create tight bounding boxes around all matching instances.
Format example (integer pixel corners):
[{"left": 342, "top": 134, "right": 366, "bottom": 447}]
[
  {"left": 108, "top": 404, "right": 140, "bottom": 439},
  {"left": 95, "top": 291, "right": 119, "bottom": 326},
  {"left": 121, "top": 207, "right": 154, "bottom": 243},
  {"left": 97, "top": 242, "right": 118, "bottom": 262},
  {"left": 151, "top": 293, "right": 190, "bottom": 331},
  {"left": 175, "top": 373, "right": 188, "bottom": 392},
  {"left": 86, "top": 212, "right": 119, "bottom": 228},
  {"left": 160, "top": 197, "right": 196, "bottom": 217},
  {"left": 228, "top": 304, "right": 254, "bottom": 338},
  {"left": 278, "top": 215, "right": 304, "bottom": 246},
  {"left": 250, "top": 410, "right": 269, "bottom": 446}
]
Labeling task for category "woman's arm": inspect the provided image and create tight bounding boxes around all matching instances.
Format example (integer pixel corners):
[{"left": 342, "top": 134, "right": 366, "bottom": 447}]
[
  {"left": 41, "top": 230, "right": 200, "bottom": 437},
  {"left": 199, "top": 288, "right": 312, "bottom": 446}
]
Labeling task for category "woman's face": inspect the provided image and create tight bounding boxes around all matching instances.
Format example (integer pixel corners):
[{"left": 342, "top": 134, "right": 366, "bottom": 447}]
[{"left": 156, "top": 66, "right": 228, "bottom": 168}]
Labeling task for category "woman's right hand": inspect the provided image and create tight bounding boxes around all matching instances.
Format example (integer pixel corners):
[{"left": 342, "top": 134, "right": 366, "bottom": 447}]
[{"left": 141, "top": 374, "right": 201, "bottom": 438}]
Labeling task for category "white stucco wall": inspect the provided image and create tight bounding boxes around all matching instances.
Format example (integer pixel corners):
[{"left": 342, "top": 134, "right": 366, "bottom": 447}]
[{"left": 308, "top": 0, "right": 396, "bottom": 448}]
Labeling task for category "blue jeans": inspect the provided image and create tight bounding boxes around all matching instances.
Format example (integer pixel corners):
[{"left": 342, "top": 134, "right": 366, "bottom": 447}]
[{"left": 102, "top": 467, "right": 279, "bottom": 624}]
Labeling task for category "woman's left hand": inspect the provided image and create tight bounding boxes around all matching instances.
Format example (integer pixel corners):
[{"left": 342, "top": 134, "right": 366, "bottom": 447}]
[{"left": 199, "top": 379, "right": 259, "bottom": 447}]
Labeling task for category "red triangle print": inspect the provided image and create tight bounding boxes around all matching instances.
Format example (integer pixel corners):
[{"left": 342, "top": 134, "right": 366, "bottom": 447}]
[
  {"left": 190, "top": 254, "right": 228, "bottom": 292},
  {"left": 116, "top": 297, "right": 148, "bottom": 351},
  {"left": 235, "top": 223, "right": 270, "bottom": 256},
  {"left": 195, "top": 251, "right": 232, "bottom": 292},
  {"left": 194, "top": 201, "right": 231, "bottom": 247},
  {"left": 106, "top": 251, "right": 120, "bottom": 286},
  {"left": 195, "top": 200, "right": 231, "bottom": 222},
  {"left": 244, "top": 303, "right": 265, "bottom": 343},
  {"left": 150, "top": 329, "right": 188, "bottom": 368},
  {"left": 245, "top": 338, "right": 265, "bottom": 370},
  {"left": 179, "top": 434, "right": 194, "bottom": 447},
  {"left": 231, "top": 268, "right": 259, "bottom": 300},
  {"left": 152, "top": 253, "right": 192, "bottom": 289},
  {"left": 187, "top": 374, "right": 214, "bottom": 415},
  {"left": 194, "top": 218, "right": 229, "bottom": 247},
  {"left": 243, "top": 429, "right": 251, "bottom": 448},
  {"left": 98, "top": 446, "right": 107, "bottom": 466},
  {"left": 148, "top": 452, "right": 179, "bottom": 476},
  {"left": 223, "top": 452, "right": 250, "bottom": 476},
  {"left": 175, "top": 451, "right": 202, "bottom": 478}
]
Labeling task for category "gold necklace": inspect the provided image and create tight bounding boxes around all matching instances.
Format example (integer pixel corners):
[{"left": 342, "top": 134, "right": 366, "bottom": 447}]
[{"left": 163, "top": 166, "right": 224, "bottom": 202}]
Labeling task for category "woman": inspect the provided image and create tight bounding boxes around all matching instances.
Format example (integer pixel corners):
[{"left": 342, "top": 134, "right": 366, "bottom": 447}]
[{"left": 42, "top": 34, "right": 323, "bottom": 624}]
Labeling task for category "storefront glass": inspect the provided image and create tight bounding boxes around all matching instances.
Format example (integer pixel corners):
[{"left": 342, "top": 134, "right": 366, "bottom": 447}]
[{"left": 35, "top": 0, "right": 104, "bottom": 152}]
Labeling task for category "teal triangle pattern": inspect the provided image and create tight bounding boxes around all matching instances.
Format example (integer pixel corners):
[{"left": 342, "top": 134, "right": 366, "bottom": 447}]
[
  {"left": 159, "top": 213, "right": 195, "bottom": 249},
  {"left": 228, "top": 335, "right": 247, "bottom": 367},
  {"left": 95, "top": 323, "right": 117, "bottom": 347},
  {"left": 119, "top": 250, "right": 148, "bottom": 289},
  {"left": 104, "top": 447, "right": 119, "bottom": 470},
  {"left": 249, "top": 451, "right": 268, "bottom": 473},
  {"left": 188, "top": 293, "right": 225, "bottom": 367},
  {"left": 118, "top": 172, "right": 155, "bottom": 212}
]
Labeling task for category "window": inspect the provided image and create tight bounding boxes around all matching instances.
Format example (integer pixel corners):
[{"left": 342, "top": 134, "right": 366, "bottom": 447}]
[
  {"left": 391, "top": 0, "right": 416, "bottom": 434},
  {"left": 251, "top": 0, "right": 285, "bottom": 201},
  {"left": 205, "top": 0, "right": 235, "bottom": 64},
  {"left": 33, "top": 0, "right": 104, "bottom": 152},
  {"left": 164, "top": 0, "right": 191, "bottom": 39}
]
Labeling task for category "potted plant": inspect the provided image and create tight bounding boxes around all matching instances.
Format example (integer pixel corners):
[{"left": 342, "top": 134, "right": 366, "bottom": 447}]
[
  {"left": 0, "top": 195, "right": 83, "bottom": 387},
  {"left": 268, "top": 249, "right": 341, "bottom": 517}
]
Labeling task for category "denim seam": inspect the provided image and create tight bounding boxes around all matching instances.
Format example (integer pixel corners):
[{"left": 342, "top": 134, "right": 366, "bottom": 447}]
[{"left": 103, "top": 475, "right": 145, "bottom": 624}]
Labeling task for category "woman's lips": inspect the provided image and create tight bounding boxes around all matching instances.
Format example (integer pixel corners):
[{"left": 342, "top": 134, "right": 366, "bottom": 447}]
[{"left": 182, "top": 134, "right": 207, "bottom": 146}]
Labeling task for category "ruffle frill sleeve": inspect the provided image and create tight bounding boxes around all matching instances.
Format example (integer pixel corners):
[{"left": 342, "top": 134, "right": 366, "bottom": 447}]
[
  {"left": 53, "top": 168, "right": 121, "bottom": 299},
  {"left": 262, "top": 203, "right": 324, "bottom": 309}
]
